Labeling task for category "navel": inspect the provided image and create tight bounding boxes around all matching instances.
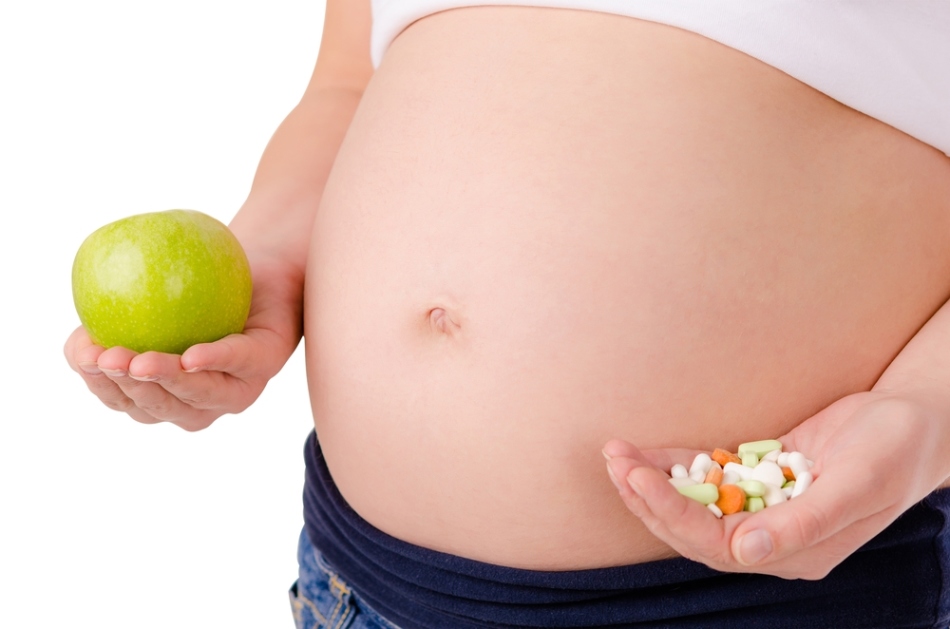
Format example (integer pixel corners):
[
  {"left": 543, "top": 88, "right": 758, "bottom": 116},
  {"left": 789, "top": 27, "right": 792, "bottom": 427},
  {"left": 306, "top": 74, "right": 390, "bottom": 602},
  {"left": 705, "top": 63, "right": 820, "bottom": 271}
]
[{"left": 427, "top": 307, "right": 461, "bottom": 335}]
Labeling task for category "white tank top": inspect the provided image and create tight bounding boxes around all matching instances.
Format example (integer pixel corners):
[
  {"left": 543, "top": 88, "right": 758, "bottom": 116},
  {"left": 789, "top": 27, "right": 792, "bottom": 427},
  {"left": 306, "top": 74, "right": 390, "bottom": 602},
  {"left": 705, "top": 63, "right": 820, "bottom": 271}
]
[{"left": 370, "top": 0, "right": 950, "bottom": 157}]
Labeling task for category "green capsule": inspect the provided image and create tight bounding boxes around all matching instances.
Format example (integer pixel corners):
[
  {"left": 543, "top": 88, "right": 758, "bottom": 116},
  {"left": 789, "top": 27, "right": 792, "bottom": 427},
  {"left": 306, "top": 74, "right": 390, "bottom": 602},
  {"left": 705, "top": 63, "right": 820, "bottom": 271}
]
[
  {"left": 736, "top": 480, "right": 767, "bottom": 497},
  {"left": 738, "top": 439, "right": 784, "bottom": 459},
  {"left": 745, "top": 496, "right": 766, "bottom": 513},
  {"left": 676, "top": 483, "right": 720, "bottom": 505}
]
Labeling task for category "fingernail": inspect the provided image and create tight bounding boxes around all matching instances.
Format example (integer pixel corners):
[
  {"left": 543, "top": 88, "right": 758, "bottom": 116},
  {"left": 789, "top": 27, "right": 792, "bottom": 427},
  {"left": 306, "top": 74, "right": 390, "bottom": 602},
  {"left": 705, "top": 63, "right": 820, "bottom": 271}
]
[
  {"left": 78, "top": 362, "right": 101, "bottom": 375},
  {"left": 100, "top": 368, "right": 127, "bottom": 378},
  {"left": 606, "top": 462, "right": 622, "bottom": 491},
  {"left": 626, "top": 471, "right": 644, "bottom": 497},
  {"left": 129, "top": 373, "right": 160, "bottom": 382},
  {"left": 602, "top": 449, "right": 612, "bottom": 461},
  {"left": 736, "top": 529, "right": 773, "bottom": 565}
]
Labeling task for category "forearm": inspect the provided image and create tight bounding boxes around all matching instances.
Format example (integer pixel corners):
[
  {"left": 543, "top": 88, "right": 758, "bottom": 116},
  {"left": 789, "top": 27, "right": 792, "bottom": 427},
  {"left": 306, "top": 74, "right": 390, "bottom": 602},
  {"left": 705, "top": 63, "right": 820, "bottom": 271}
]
[
  {"left": 229, "top": 85, "right": 364, "bottom": 279},
  {"left": 224, "top": 85, "right": 364, "bottom": 347},
  {"left": 874, "top": 293, "right": 950, "bottom": 487},
  {"left": 874, "top": 293, "right": 950, "bottom": 395}
]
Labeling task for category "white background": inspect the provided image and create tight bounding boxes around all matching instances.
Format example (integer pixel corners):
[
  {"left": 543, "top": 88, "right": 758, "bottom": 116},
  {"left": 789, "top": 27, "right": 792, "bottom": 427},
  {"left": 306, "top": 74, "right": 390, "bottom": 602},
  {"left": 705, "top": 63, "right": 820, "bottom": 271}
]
[{"left": 1, "top": 1, "right": 326, "bottom": 626}]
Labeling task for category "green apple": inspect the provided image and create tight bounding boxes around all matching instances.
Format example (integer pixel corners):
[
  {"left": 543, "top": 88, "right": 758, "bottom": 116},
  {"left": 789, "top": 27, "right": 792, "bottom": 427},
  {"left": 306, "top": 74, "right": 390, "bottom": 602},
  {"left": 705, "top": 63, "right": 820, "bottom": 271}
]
[{"left": 72, "top": 209, "right": 252, "bottom": 355}]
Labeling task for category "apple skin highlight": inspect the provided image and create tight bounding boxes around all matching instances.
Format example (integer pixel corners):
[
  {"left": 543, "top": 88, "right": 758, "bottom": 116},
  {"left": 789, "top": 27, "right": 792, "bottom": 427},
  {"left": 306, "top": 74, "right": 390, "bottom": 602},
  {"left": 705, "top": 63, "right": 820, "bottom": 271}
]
[{"left": 72, "top": 209, "right": 253, "bottom": 355}]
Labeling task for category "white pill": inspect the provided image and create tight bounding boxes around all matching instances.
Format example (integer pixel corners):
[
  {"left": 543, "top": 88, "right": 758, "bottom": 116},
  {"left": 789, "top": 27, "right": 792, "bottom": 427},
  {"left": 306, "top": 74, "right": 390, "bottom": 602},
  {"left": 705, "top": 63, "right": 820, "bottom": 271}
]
[
  {"left": 670, "top": 464, "right": 689, "bottom": 479},
  {"left": 763, "top": 483, "right": 788, "bottom": 507},
  {"left": 669, "top": 477, "right": 698, "bottom": 488},
  {"left": 751, "top": 460, "right": 786, "bottom": 488},
  {"left": 777, "top": 452, "right": 790, "bottom": 467},
  {"left": 723, "top": 462, "right": 753, "bottom": 481},
  {"left": 689, "top": 469, "right": 708, "bottom": 483},
  {"left": 782, "top": 483, "right": 795, "bottom": 499},
  {"left": 787, "top": 452, "right": 810, "bottom": 478},
  {"left": 707, "top": 503, "right": 724, "bottom": 519},
  {"left": 762, "top": 449, "right": 781, "bottom": 463},
  {"left": 689, "top": 453, "right": 713, "bottom": 477},
  {"left": 722, "top": 470, "right": 741, "bottom": 485},
  {"left": 790, "top": 471, "right": 813, "bottom": 498}
]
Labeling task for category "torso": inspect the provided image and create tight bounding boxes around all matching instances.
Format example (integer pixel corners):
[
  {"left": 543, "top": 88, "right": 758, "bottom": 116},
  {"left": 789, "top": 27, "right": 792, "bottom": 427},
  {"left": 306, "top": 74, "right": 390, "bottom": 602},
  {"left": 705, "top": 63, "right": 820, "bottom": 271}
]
[{"left": 304, "top": 7, "right": 950, "bottom": 570}]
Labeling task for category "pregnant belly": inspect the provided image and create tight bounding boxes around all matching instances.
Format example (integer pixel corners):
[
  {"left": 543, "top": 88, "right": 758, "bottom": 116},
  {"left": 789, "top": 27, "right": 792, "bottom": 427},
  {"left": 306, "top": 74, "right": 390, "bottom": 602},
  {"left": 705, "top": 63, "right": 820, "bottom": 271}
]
[{"left": 304, "top": 7, "right": 950, "bottom": 569}]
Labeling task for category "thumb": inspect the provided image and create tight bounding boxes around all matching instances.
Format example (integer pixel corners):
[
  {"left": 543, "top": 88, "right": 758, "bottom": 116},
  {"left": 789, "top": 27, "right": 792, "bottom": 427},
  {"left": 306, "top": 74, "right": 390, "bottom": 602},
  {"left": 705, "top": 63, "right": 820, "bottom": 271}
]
[
  {"left": 181, "top": 334, "right": 255, "bottom": 376},
  {"left": 733, "top": 398, "right": 929, "bottom": 574},
  {"left": 729, "top": 459, "right": 884, "bottom": 574}
]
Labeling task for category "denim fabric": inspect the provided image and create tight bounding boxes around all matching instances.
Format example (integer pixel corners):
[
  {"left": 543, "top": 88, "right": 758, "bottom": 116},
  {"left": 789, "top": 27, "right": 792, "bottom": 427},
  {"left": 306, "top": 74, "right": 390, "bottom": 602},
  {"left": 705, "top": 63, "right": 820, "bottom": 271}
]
[{"left": 289, "top": 528, "right": 401, "bottom": 629}]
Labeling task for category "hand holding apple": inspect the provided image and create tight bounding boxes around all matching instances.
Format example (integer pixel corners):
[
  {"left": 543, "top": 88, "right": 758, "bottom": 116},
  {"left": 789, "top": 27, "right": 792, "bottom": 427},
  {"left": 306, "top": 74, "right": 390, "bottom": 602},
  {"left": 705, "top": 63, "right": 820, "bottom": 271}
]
[{"left": 65, "top": 210, "right": 302, "bottom": 431}]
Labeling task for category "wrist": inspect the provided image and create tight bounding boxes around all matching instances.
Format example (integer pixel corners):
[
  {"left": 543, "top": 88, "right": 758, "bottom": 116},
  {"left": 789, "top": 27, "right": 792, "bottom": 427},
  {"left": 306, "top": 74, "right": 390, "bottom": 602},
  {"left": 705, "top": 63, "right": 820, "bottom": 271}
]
[{"left": 229, "top": 196, "right": 317, "bottom": 270}]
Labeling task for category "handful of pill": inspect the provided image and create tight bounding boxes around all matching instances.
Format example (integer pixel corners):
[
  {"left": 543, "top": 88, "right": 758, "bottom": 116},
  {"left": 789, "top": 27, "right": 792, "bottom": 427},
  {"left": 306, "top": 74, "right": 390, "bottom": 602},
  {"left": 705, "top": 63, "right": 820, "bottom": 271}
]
[{"left": 668, "top": 439, "right": 814, "bottom": 518}]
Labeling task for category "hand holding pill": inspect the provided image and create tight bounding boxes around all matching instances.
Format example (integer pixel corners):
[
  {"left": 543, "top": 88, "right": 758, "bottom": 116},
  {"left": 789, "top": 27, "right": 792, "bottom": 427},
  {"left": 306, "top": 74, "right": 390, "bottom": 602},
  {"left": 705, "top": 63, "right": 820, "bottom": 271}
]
[{"left": 603, "top": 388, "right": 950, "bottom": 580}]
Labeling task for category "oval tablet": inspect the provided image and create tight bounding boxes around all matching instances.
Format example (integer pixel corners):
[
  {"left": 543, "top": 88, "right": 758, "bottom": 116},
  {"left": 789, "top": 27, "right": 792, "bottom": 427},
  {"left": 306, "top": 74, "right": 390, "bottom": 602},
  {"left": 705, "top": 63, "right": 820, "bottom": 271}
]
[
  {"left": 751, "top": 460, "right": 786, "bottom": 487},
  {"left": 676, "top": 483, "right": 720, "bottom": 505},
  {"left": 738, "top": 439, "right": 784, "bottom": 459},
  {"left": 736, "top": 480, "right": 767, "bottom": 497}
]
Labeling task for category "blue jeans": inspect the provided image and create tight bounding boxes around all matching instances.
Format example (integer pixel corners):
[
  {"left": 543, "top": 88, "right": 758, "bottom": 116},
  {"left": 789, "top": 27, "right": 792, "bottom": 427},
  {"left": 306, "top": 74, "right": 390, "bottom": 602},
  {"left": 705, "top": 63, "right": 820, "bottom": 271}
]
[{"left": 289, "top": 528, "right": 401, "bottom": 629}]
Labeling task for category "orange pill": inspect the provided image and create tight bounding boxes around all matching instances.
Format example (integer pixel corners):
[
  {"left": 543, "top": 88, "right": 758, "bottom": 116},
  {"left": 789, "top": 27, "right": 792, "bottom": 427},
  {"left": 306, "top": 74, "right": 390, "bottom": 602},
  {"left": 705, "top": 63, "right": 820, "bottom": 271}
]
[
  {"left": 715, "top": 484, "right": 746, "bottom": 516},
  {"left": 782, "top": 466, "right": 795, "bottom": 482},
  {"left": 704, "top": 465, "right": 724, "bottom": 486},
  {"left": 711, "top": 448, "right": 741, "bottom": 468}
]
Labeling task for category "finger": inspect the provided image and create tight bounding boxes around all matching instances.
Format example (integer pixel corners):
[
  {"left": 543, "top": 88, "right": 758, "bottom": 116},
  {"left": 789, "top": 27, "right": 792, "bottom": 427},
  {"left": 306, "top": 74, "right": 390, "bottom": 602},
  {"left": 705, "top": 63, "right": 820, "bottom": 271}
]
[
  {"left": 608, "top": 456, "right": 858, "bottom": 578},
  {"left": 606, "top": 455, "right": 742, "bottom": 567},
  {"left": 127, "top": 351, "right": 216, "bottom": 409},
  {"left": 65, "top": 332, "right": 206, "bottom": 427},
  {"left": 170, "top": 371, "right": 254, "bottom": 415},
  {"left": 127, "top": 350, "right": 224, "bottom": 404},
  {"left": 605, "top": 454, "right": 652, "bottom": 501},
  {"left": 624, "top": 463, "right": 744, "bottom": 566},
  {"left": 732, "top": 506, "right": 889, "bottom": 580},
  {"left": 725, "top": 399, "right": 930, "bottom": 578},
  {"left": 729, "top": 453, "right": 886, "bottom": 570},
  {"left": 66, "top": 336, "right": 156, "bottom": 421},
  {"left": 64, "top": 326, "right": 105, "bottom": 375},
  {"left": 175, "top": 334, "right": 279, "bottom": 413},
  {"left": 605, "top": 456, "right": 675, "bottom": 537},
  {"left": 108, "top": 372, "right": 218, "bottom": 429},
  {"left": 180, "top": 333, "right": 257, "bottom": 377},
  {"left": 96, "top": 345, "right": 138, "bottom": 378},
  {"left": 126, "top": 351, "right": 187, "bottom": 382},
  {"left": 98, "top": 349, "right": 219, "bottom": 427},
  {"left": 130, "top": 348, "right": 256, "bottom": 418}
]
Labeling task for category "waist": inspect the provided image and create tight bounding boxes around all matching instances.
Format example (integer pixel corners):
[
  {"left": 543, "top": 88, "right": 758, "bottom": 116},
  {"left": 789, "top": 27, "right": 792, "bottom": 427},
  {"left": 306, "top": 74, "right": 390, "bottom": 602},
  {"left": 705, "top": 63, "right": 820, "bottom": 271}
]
[{"left": 303, "top": 431, "right": 950, "bottom": 628}]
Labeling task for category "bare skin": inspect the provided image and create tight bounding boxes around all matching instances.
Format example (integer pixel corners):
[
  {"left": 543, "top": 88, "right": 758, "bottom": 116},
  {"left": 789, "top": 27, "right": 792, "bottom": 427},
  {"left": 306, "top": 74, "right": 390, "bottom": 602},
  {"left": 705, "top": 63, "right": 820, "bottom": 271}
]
[
  {"left": 64, "top": 3, "right": 950, "bottom": 578},
  {"left": 305, "top": 8, "right": 950, "bottom": 569}
]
